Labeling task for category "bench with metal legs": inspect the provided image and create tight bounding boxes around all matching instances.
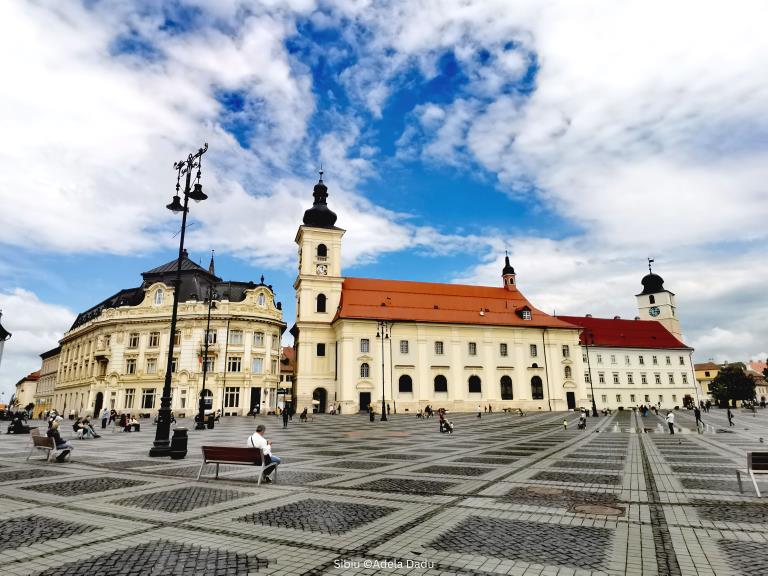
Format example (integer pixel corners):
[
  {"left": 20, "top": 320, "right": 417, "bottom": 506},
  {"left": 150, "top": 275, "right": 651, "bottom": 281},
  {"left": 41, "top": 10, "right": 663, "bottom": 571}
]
[{"left": 736, "top": 452, "right": 768, "bottom": 498}]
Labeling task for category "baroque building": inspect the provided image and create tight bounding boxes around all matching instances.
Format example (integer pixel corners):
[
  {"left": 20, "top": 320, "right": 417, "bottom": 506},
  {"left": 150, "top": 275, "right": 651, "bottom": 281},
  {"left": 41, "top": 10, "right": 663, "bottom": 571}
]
[
  {"left": 292, "top": 176, "right": 587, "bottom": 414},
  {"left": 50, "top": 252, "right": 285, "bottom": 418},
  {"left": 34, "top": 346, "right": 60, "bottom": 417}
]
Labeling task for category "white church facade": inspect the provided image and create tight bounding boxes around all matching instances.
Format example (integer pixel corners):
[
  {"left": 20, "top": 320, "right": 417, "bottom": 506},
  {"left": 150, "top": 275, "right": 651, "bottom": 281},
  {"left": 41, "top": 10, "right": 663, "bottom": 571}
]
[{"left": 291, "top": 176, "right": 697, "bottom": 414}]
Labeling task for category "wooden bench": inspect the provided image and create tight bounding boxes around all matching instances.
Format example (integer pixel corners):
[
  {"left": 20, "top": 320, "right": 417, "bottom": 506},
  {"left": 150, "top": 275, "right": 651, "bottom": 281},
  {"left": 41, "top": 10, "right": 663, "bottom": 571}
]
[
  {"left": 27, "top": 429, "right": 55, "bottom": 462},
  {"left": 736, "top": 451, "right": 768, "bottom": 497},
  {"left": 197, "top": 446, "right": 276, "bottom": 485}
]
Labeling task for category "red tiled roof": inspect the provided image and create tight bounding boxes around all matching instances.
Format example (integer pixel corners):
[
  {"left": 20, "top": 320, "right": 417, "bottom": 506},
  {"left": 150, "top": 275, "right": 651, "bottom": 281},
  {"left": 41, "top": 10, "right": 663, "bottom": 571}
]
[
  {"left": 694, "top": 362, "right": 721, "bottom": 371},
  {"left": 337, "top": 278, "right": 578, "bottom": 330},
  {"left": 280, "top": 346, "right": 295, "bottom": 373},
  {"left": 557, "top": 315, "right": 690, "bottom": 349}
]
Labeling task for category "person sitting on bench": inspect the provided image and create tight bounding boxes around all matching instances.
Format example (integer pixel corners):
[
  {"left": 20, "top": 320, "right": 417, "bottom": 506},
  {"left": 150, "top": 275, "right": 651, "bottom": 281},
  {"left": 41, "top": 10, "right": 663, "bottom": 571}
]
[
  {"left": 47, "top": 419, "right": 73, "bottom": 462},
  {"left": 247, "top": 424, "right": 280, "bottom": 483},
  {"left": 129, "top": 416, "right": 140, "bottom": 432}
]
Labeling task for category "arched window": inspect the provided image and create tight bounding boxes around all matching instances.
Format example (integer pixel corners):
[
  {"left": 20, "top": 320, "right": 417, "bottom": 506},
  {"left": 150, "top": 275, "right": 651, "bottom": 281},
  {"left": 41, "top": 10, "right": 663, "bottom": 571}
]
[
  {"left": 564, "top": 366, "right": 572, "bottom": 379},
  {"left": 434, "top": 375, "right": 448, "bottom": 393},
  {"left": 500, "top": 375, "right": 513, "bottom": 400},
  {"left": 399, "top": 375, "right": 413, "bottom": 393},
  {"left": 531, "top": 376, "right": 544, "bottom": 399},
  {"left": 317, "top": 244, "right": 328, "bottom": 259},
  {"left": 468, "top": 375, "right": 482, "bottom": 393},
  {"left": 316, "top": 293, "right": 327, "bottom": 313},
  {"left": 257, "top": 293, "right": 266, "bottom": 306},
  {"left": 360, "top": 363, "right": 370, "bottom": 378},
  {"left": 154, "top": 289, "right": 164, "bottom": 305},
  {"left": 649, "top": 294, "right": 655, "bottom": 304}
]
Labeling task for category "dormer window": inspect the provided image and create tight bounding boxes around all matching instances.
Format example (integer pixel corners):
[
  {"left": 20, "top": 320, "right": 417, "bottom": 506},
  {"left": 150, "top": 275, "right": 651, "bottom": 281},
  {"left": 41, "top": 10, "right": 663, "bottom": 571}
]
[
  {"left": 517, "top": 306, "right": 532, "bottom": 320},
  {"left": 257, "top": 293, "right": 266, "bottom": 306},
  {"left": 154, "top": 289, "right": 164, "bottom": 305}
]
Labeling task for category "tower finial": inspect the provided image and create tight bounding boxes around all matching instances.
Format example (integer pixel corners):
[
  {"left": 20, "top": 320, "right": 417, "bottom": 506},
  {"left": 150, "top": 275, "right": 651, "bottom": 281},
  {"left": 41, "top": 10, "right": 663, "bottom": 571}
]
[
  {"left": 319, "top": 164, "right": 324, "bottom": 181},
  {"left": 648, "top": 257, "right": 654, "bottom": 274}
]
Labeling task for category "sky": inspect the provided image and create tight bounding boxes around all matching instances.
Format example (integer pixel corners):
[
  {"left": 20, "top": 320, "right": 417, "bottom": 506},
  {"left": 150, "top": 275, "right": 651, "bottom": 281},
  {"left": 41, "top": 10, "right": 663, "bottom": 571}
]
[{"left": 1, "top": 0, "right": 767, "bottom": 400}]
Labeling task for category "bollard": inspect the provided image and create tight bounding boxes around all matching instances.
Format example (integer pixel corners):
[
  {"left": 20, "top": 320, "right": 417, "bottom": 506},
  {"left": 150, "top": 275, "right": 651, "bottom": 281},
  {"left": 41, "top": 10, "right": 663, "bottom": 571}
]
[
  {"left": 206, "top": 413, "right": 215, "bottom": 430},
  {"left": 170, "top": 427, "right": 188, "bottom": 460}
]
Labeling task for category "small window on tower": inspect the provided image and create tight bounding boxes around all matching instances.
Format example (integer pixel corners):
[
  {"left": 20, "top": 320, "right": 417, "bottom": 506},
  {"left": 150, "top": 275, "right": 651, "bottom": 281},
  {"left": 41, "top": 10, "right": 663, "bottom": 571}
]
[
  {"left": 649, "top": 295, "right": 655, "bottom": 304},
  {"left": 317, "top": 244, "right": 328, "bottom": 261}
]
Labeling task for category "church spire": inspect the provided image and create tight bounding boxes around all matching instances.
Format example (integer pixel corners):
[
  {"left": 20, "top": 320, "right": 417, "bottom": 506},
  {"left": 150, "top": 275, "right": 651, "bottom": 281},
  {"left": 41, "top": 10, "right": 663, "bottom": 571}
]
[
  {"left": 208, "top": 250, "right": 215, "bottom": 276},
  {"left": 302, "top": 169, "right": 338, "bottom": 228},
  {"left": 502, "top": 251, "right": 516, "bottom": 290}
]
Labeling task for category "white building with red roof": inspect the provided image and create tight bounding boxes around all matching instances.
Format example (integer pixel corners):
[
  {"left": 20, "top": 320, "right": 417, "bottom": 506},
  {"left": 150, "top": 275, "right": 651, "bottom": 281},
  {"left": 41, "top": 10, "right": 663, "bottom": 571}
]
[
  {"left": 291, "top": 176, "right": 697, "bottom": 413},
  {"left": 292, "top": 176, "right": 586, "bottom": 414}
]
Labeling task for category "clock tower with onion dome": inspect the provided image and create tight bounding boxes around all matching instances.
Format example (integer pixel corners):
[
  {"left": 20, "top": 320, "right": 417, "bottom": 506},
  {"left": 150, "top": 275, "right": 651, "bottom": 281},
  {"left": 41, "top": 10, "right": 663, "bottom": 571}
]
[
  {"left": 291, "top": 171, "right": 345, "bottom": 413},
  {"left": 635, "top": 259, "right": 682, "bottom": 340}
]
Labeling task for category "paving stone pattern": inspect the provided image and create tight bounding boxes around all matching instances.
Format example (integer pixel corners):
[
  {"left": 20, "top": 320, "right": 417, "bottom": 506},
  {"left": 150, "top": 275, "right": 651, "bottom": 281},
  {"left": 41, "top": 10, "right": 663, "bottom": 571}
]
[
  {"left": 0, "top": 468, "right": 63, "bottom": 482},
  {"left": 428, "top": 516, "right": 611, "bottom": 570},
  {"left": 353, "top": 478, "right": 458, "bottom": 494},
  {"left": 501, "top": 486, "right": 621, "bottom": 507},
  {"left": 237, "top": 498, "right": 395, "bottom": 534},
  {"left": 414, "top": 465, "right": 492, "bottom": 476},
  {"left": 718, "top": 540, "right": 768, "bottom": 576},
  {"left": 0, "top": 515, "right": 98, "bottom": 550},
  {"left": 21, "top": 477, "right": 148, "bottom": 496},
  {"left": 533, "top": 470, "right": 621, "bottom": 484},
  {"left": 550, "top": 460, "right": 624, "bottom": 470},
  {"left": 33, "top": 540, "right": 263, "bottom": 576},
  {"left": 692, "top": 501, "right": 768, "bottom": 523},
  {"left": 112, "top": 486, "right": 249, "bottom": 513},
  {"left": 4, "top": 408, "right": 768, "bottom": 576}
]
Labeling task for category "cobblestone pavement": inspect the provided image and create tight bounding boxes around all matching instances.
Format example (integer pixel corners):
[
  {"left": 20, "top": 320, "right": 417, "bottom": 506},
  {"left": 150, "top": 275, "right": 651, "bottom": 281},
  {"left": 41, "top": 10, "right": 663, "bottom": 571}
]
[{"left": 2, "top": 407, "right": 768, "bottom": 575}]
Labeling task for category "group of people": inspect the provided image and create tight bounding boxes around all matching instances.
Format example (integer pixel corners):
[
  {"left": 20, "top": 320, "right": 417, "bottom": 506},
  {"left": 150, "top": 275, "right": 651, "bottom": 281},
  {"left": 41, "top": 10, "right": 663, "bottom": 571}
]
[{"left": 72, "top": 417, "right": 101, "bottom": 439}]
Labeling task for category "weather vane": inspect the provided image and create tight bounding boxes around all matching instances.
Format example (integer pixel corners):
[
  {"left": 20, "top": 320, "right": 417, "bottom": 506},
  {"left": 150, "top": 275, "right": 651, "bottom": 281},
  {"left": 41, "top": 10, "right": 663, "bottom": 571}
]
[{"left": 648, "top": 257, "right": 655, "bottom": 274}]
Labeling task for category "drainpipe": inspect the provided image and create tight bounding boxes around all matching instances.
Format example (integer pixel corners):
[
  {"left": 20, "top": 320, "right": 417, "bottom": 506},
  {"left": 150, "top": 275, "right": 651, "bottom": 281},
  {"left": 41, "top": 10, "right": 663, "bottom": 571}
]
[
  {"left": 541, "top": 329, "right": 553, "bottom": 411},
  {"left": 221, "top": 318, "right": 230, "bottom": 414}
]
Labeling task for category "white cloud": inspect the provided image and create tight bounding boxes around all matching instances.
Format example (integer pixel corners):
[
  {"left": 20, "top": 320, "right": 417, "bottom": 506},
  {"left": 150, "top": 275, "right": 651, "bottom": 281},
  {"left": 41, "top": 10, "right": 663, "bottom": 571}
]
[{"left": 0, "top": 289, "right": 75, "bottom": 400}]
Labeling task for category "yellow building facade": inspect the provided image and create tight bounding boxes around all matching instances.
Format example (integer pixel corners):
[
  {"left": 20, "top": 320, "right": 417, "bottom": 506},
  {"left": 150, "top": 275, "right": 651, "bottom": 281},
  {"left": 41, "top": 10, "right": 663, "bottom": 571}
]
[{"left": 52, "top": 253, "right": 285, "bottom": 418}]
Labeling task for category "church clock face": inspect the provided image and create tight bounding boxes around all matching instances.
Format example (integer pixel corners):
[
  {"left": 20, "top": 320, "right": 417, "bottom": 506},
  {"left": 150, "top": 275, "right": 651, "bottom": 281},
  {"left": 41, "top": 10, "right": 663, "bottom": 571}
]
[
  {"left": 648, "top": 306, "right": 661, "bottom": 317},
  {"left": 316, "top": 264, "right": 328, "bottom": 276}
]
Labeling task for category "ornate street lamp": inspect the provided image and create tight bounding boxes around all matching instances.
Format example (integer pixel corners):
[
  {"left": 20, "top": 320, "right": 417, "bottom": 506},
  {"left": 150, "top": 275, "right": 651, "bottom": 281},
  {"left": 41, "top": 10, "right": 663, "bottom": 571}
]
[
  {"left": 0, "top": 310, "right": 11, "bottom": 372},
  {"left": 376, "top": 320, "right": 390, "bottom": 422},
  {"left": 149, "top": 143, "right": 209, "bottom": 457},
  {"left": 196, "top": 284, "right": 217, "bottom": 430}
]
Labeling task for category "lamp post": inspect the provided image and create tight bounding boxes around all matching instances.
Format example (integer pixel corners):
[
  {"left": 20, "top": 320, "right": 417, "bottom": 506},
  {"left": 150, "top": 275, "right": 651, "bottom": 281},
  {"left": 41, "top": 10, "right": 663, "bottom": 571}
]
[
  {"left": 376, "top": 320, "right": 390, "bottom": 422},
  {"left": 0, "top": 309, "right": 11, "bottom": 372},
  {"left": 149, "top": 143, "right": 209, "bottom": 457},
  {"left": 585, "top": 330, "right": 599, "bottom": 417},
  {"left": 196, "top": 283, "right": 217, "bottom": 430}
]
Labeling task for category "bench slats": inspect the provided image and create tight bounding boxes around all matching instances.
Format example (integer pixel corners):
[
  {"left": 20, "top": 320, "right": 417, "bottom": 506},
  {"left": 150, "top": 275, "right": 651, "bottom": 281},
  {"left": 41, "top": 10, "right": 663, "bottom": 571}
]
[{"left": 201, "top": 446, "right": 265, "bottom": 465}]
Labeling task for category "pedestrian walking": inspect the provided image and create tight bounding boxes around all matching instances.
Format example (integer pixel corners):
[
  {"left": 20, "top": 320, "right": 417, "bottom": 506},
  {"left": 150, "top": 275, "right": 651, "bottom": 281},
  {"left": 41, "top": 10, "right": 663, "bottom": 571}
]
[
  {"left": 694, "top": 406, "right": 703, "bottom": 431},
  {"left": 563, "top": 418, "right": 568, "bottom": 430},
  {"left": 727, "top": 407, "right": 735, "bottom": 427},
  {"left": 282, "top": 405, "right": 289, "bottom": 428},
  {"left": 666, "top": 411, "right": 675, "bottom": 434}
]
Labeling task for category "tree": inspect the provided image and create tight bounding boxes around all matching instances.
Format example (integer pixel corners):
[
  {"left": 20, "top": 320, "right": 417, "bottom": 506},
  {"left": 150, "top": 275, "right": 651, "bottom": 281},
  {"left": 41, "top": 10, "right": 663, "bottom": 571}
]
[
  {"left": 763, "top": 359, "right": 768, "bottom": 381},
  {"left": 709, "top": 365, "right": 756, "bottom": 407}
]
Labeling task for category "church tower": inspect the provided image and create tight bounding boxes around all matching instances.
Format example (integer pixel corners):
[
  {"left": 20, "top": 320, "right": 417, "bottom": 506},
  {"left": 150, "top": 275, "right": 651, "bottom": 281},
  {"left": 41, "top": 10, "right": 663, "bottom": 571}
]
[
  {"left": 292, "top": 172, "right": 344, "bottom": 412},
  {"left": 501, "top": 252, "right": 516, "bottom": 290},
  {"left": 635, "top": 260, "right": 682, "bottom": 340}
]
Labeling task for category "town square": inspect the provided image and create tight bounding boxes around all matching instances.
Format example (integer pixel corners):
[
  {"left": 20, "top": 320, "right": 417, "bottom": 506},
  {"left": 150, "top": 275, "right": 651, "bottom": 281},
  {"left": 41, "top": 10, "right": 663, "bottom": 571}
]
[{"left": 1, "top": 1, "right": 767, "bottom": 575}]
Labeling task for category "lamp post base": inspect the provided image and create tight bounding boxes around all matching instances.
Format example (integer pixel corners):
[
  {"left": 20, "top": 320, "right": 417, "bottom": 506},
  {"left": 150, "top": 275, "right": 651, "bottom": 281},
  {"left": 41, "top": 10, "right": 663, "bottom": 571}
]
[
  {"left": 194, "top": 421, "right": 206, "bottom": 430},
  {"left": 148, "top": 442, "right": 171, "bottom": 457},
  {"left": 591, "top": 401, "right": 599, "bottom": 417}
]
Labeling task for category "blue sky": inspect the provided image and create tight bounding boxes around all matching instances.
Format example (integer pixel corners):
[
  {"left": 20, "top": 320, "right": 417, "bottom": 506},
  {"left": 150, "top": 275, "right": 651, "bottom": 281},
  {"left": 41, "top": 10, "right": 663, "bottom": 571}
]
[{"left": 1, "top": 0, "right": 767, "bottom": 399}]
